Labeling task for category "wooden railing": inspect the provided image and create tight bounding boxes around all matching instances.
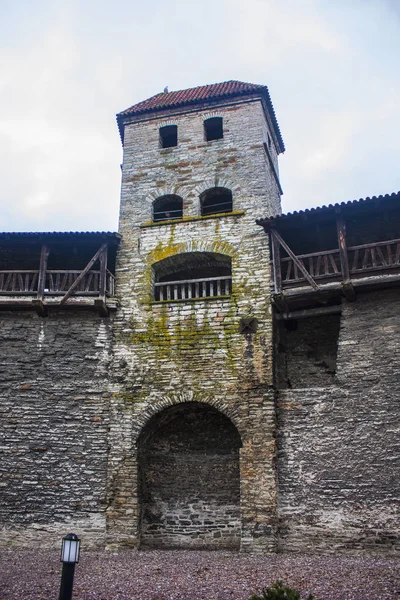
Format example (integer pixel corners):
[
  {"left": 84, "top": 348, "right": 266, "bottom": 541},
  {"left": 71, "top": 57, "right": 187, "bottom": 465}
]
[
  {"left": 154, "top": 276, "right": 232, "bottom": 301},
  {"left": 276, "top": 238, "right": 400, "bottom": 287},
  {"left": 0, "top": 269, "right": 115, "bottom": 296},
  {"left": 349, "top": 239, "right": 400, "bottom": 274},
  {"left": 281, "top": 249, "right": 341, "bottom": 283}
]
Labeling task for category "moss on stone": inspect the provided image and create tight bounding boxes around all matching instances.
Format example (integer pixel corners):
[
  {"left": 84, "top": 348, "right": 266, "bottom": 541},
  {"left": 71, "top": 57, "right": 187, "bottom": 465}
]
[
  {"left": 140, "top": 210, "right": 245, "bottom": 228},
  {"left": 113, "top": 391, "right": 145, "bottom": 405}
]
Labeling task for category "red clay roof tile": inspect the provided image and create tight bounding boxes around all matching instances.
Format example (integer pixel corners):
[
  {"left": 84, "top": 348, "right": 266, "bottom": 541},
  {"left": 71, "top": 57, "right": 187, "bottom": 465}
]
[
  {"left": 118, "top": 81, "right": 266, "bottom": 116},
  {"left": 117, "top": 80, "right": 284, "bottom": 152}
]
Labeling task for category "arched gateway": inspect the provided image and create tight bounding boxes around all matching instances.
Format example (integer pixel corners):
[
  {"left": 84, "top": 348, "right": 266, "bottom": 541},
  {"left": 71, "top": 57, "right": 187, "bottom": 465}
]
[{"left": 138, "top": 402, "right": 242, "bottom": 549}]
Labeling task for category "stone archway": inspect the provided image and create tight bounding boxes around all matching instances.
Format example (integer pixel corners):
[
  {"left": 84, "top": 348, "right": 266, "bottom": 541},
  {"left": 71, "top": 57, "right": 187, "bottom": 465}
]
[{"left": 138, "top": 402, "right": 242, "bottom": 549}]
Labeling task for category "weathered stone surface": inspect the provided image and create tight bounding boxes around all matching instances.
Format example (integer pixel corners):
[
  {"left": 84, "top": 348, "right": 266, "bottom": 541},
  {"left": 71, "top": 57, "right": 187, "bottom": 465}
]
[
  {"left": 0, "top": 87, "right": 398, "bottom": 556},
  {"left": 108, "top": 98, "right": 280, "bottom": 552},
  {"left": 276, "top": 314, "right": 341, "bottom": 388},
  {"left": 276, "top": 289, "right": 400, "bottom": 555},
  {"left": 0, "top": 311, "right": 113, "bottom": 548},
  {"left": 139, "top": 403, "right": 241, "bottom": 549}
]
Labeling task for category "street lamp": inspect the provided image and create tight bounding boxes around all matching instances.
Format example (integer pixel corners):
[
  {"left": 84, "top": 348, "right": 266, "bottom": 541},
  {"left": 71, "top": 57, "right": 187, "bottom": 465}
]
[{"left": 59, "top": 533, "right": 81, "bottom": 600}]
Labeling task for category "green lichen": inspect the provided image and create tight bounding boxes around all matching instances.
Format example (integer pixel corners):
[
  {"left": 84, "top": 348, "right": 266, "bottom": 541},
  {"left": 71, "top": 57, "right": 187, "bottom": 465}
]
[
  {"left": 128, "top": 296, "right": 239, "bottom": 376},
  {"left": 116, "top": 232, "right": 271, "bottom": 401},
  {"left": 140, "top": 210, "right": 245, "bottom": 228},
  {"left": 112, "top": 391, "right": 145, "bottom": 404}
]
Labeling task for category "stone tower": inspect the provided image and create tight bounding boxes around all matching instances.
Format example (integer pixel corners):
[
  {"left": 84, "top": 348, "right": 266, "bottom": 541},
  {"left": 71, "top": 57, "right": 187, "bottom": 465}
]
[{"left": 107, "top": 81, "right": 285, "bottom": 552}]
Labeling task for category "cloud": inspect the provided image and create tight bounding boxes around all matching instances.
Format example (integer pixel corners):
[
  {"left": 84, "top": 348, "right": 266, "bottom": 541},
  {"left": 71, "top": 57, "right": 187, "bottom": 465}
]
[{"left": 0, "top": 0, "right": 399, "bottom": 230}]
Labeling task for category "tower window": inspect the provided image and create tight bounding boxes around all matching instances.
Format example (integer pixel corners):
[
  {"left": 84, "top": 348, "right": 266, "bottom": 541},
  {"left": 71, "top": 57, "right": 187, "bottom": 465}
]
[
  {"left": 153, "top": 252, "right": 232, "bottom": 301},
  {"left": 200, "top": 187, "right": 233, "bottom": 216},
  {"left": 159, "top": 125, "right": 177, "bottom": 148},
  {"left": 204, "top": 117, "right": 223, "bottom": 141},
  {"left": 153, "top": 195, "right": 183, "bottom": 222}
]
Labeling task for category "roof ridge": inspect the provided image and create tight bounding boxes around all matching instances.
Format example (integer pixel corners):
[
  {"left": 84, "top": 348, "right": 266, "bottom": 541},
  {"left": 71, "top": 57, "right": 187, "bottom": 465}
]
[
  {"left": 117, "top": 80, "right": 268, "bottom": 116},
  {"left": 166, "top": 79, "right": 265, "bottom": 94},
  {"left": 116, "top": 79, "right": 284, "bottom": 153}
]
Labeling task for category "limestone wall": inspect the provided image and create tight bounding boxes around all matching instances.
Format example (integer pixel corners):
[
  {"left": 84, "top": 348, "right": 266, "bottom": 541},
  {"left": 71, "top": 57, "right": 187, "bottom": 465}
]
[
  {"left": 276, "top": 314, "right": 341, "bottom": 389},
  {"left": 0, "top": 311, "right": 113, "bottom": 548},
  {"left": 108, "top": 98, "right": 281, "bottom": 551},
  {"left": 277, "top": 289, "right": 400, "bottom": 555},
  {"left": 139, "top": 403, "right": 241, "bottom": 549}
]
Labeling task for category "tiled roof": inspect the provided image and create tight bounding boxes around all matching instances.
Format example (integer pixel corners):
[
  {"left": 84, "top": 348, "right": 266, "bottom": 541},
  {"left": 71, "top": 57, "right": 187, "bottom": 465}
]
[
  {"left": 119, "top": 81, "right": 266, "bottom": 116},
  {"left": 0, "top": 231, "right": 121, "bottom": 239},
  {"left": 117, "top": 80, "right": 284, "bottom": 152},
  {"left": 256, "top": 191, "right": 400, "bottom": 225}
]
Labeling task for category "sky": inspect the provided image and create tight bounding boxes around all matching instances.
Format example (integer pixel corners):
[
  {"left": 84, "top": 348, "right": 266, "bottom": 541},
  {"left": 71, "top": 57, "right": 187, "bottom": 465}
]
[{"left": 1, "top": 0, "right": 399, "bottom": 232}]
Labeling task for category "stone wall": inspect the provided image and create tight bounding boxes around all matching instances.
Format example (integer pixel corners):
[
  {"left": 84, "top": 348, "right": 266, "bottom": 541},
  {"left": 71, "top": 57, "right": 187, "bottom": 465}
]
[
  {"left": 108, "top": 98, "right": 281, "bottom": 552},
  {"left": 277, "top": 289, "right": 400, "bottom": 555},
  {"left": 2, "top": 89, "right": 397, "bottom": 556},
  {"left": 139, "top": 403, "right": 241, "bottom": 549},
  {"left": 276, "top": 314, "right": 341, "bottom": 389},
  {"left": 0, "top": 310, "right": 113, "bottom": 548}
]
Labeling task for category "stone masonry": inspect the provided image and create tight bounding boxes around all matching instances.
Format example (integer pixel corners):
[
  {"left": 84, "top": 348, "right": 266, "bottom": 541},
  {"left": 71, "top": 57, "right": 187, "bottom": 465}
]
[
  {"left": 0, "top": 82, "right": 398, "bottom": 555},
  {"left": 277, "top": 289, "right": 400, "bottom": 555},
  {"left": 0, "top": 311, "right": 113, "bottom": 548},
  {"left": 108, "top": 95, "right": 282, "bottom": 552}
]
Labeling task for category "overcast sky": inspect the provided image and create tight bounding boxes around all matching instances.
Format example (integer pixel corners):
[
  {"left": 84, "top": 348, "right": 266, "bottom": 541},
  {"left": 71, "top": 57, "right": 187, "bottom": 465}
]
[{"left": 1, "top": 0, "right": 399, "bottom": 232}]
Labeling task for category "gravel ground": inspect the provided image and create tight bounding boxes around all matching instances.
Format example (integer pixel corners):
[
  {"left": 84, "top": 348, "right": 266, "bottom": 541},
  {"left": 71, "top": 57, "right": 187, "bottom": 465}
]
[{"left": 1, "top": 549, "right": 399, "bottom": 600}]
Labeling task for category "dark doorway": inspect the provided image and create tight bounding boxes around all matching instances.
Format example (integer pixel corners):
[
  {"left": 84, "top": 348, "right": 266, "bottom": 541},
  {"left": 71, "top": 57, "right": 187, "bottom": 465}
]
[{"left": 138, "top": 402, "right": 242, "bottom": 548}]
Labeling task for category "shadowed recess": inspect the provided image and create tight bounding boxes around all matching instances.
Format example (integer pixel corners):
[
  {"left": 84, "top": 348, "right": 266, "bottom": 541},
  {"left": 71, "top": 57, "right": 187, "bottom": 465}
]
[{"left": 138, "top": 402, "right": 242, "bottom": 549}]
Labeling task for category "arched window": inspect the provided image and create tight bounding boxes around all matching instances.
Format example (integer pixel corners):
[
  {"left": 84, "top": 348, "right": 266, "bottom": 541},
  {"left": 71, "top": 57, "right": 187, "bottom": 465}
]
[
  {"left": 153, "top": 252, "right": 232, "bottom": 301},
  {"left": 204, "top": 117, "right": 223, "bottom": 141},
  {"left": 200, "top": 187, "right": 233, "bottom": 216},
  {"left": 152, "top": 195, "right": 183, "bottom": 222}
]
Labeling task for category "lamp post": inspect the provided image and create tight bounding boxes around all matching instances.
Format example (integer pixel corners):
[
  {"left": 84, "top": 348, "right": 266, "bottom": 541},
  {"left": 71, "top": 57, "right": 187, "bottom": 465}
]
[{"left": 59, "top": 533, "right": 81, "bottom": 600}]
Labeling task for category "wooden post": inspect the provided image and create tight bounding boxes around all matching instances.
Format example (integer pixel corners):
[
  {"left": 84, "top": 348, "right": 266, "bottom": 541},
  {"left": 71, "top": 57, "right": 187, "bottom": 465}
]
[
  {"left": 271, "top": 228, "right": 319, "bottom": 291},
  {"left": 335, "top": 210, "right": 350, "bottom": 282},
  {"left": 270, "top": 226, "right": 283, "bottom": 293},
  {"left": 37, "top": 245, "right": 49, "bottom": 301},
  {"left": 98, "top": 244, "right": 108, "bottom": 299},
  {"left": 336, "top": 209, "right": 355, "bottom": 301},
  {"left": 60, "top": 243, "right": 107, "bottom": 305},
  {"left": 94, "top": 298, "right": 109, "bottom": 317},
  {"left": 95, "top": 245, "right": 109, "bottom": 316}
]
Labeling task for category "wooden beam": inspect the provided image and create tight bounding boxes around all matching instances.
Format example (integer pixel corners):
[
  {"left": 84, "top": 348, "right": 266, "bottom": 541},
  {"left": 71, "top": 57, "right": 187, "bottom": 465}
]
[
  {"left": 98, "top": 244, "right": 108, "bottom": 299},
  {"left": 272, "top": 291, "right": 288, "bottom": 313},
  {"left": 37, "top": 246, "right": 49, "bottom": 301},
  {"left": 94, "top": 298, "right": 109, "bottom": 317},
  {"left": 275, "top": 305, "right": 342, "bottom": 320},
  {"left": 270, "top": 226, "right": 282, "bottom": 293},
  {"left": 270, "top": 229, "right": 319, "bottom": 291},
  {"left": 342, "top": 281, "right": 356, "bottom": 302},
  {"left": 335, "top": 209, "right": 351, "bottom": 282},
  {"left": 32, "top": 299, "right": 48, "bottom": 317},
  {"left": 60, "top": 244, "right": 107, "bottom": 305}
]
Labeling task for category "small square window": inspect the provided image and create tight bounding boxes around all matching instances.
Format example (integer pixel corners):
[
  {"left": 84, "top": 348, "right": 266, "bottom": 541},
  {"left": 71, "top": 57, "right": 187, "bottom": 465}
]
[
  {"left": 204, "top": 117, "right": 223, "bottom": 141},
  {"left": 160, "top": 125, "right": 177, "bottom": 148}
]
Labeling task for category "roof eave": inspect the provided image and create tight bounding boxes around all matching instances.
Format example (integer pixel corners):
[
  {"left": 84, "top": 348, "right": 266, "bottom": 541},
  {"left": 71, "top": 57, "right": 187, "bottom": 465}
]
[
  {"left": 116, "top": 87, "right": 285, "bottom": 152},
  {"left": 256, "top": 191, "right": 400, "bottom": 226}
]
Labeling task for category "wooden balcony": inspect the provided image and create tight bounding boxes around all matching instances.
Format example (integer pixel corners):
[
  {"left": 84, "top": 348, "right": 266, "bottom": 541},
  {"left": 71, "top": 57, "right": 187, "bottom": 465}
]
[
  {"left": 277, "top": 238, "right": 400, "bottom": 288},
  {"left": 154, "top": 276, "right": 232, "bottom": 301},
  {"left": 0, "top": 269, "right": 115, "bottom": 296},
  {"left": 0, "top": 236, "right": 119, "bottom": 316},
  {"left": 269, "top": 230, "right": 400, "bottom": 312}
]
